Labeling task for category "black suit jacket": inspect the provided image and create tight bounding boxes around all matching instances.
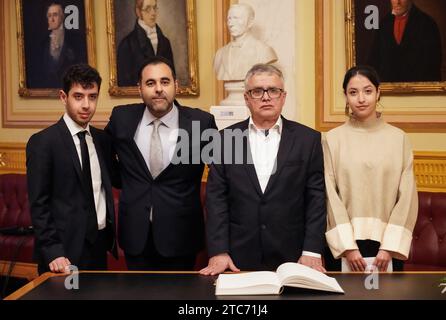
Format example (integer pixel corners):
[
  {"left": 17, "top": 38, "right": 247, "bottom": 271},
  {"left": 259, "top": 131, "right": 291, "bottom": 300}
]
[
  {"left": 368, "top": 4, "right": 442, "bottom": 82},
  {"left": 117, "top": 22, "right": 174, "bottom": 87},
  {"left": 105, "top": 102, "right": 217, "bottom": 257},
  {"left": 26, "top": 118, "right": 117, "bottom": 270},
  {"left": 206, "top": 117, "right": 326, "bottom": 271}
]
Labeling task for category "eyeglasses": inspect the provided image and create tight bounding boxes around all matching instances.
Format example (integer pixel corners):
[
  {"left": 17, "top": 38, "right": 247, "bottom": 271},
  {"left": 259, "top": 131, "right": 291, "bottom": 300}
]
[
  {"left": 246, "top": 88, "right": 284, "bottom": 99},
  {"left": 141, "top": 5, "right": 158, "bottom": 13}
]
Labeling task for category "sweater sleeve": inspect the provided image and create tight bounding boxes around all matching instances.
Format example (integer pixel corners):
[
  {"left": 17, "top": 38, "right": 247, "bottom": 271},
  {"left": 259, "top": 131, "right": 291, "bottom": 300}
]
[
  {"left": 380, "top": 134, "right": 418, "bottom": 260},
  {"left": 322, "top": 134, "right": 358, "bottom": 259}
]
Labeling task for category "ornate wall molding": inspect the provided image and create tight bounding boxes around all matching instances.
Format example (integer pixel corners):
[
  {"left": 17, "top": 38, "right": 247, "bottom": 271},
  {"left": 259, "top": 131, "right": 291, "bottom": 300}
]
[
  {"left": 0, "top": 143, "right": 445, "bottom": 192},
  {"left": 0, "top": 143, "right": 26, "bottom": 173},
  {"left": 414, "top": 152, "right": 446, "bottom": 192}
]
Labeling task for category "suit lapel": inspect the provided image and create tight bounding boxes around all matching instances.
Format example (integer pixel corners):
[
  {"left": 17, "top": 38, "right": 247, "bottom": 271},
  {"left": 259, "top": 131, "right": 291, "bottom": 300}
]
[
  {"left": 90, "top": 127, "right": 111, "bottom": 188},
  {"left": 263, "top": 117, "right": 296, "bottom": 195},
  {"left": 56, "top": 118, "right": 84, "bottom": 187},
  {"left": 128, "top": 104, "right": 154, "bottom": 180},
  {"left": 235, "top": 120, "right": 263, "bottom": 197},
  {"left": 158, "top": 103, "right": 192, "bottom": 177}
]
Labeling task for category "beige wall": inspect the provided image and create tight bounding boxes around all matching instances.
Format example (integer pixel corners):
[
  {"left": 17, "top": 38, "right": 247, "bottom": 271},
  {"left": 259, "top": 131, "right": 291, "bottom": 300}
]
[
  {"left": 0, "top": 0, "right": 218, "bottom": 143},
  {"left": 0, "top": 0, "right": 445, "bottom": 152}
]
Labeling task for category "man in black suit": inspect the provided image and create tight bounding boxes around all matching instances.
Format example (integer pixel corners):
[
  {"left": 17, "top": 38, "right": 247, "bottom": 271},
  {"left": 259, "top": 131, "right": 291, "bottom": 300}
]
[
  {"left": 117, "top": 0, "right": 174, "bottom": 87},
  {"left": 367, "top": 0, "right": 442, "bottom": 82},
  {"left": 27, "top": 64, "right": 117, "bottom": 274},
  {"left": 106, "top": 56, "right": 217, "bottom": 271},
  {"left": 200, "top": 64, "right": 327, "bottom": 275}
]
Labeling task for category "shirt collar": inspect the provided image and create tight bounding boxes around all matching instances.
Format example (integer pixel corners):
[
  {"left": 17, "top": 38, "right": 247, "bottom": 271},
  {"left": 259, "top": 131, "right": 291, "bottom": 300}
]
[
  {"left": 63, "top": 113, "right": 91, "bottom": 137},
  {"left": 138, "top": 19, "right": 157, "bottom": 37},
  {"left": 144, "top": 103, "right": 179, "bottom": 128},
  {"left": 249, "top": 116, "right": 282, "bottom": 135}
]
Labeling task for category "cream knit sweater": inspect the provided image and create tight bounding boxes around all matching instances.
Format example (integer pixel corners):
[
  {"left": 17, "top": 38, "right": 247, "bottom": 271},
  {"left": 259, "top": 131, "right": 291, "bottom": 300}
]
[{"left": 323, "top": 117, "right": 418, "bottom": 260}]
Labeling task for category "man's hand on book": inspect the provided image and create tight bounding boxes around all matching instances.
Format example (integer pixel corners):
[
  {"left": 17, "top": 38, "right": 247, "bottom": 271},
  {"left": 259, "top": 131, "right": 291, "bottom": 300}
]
[
  {"left": 373, "top": 250, "right": 392, "bottom": 272},
  {"left": 297, "top": 256, "right": 326, "bottom": 273},
  {"left": 344, "top": 249, "right": 367, "bottom": 271},
  {"left": 199, "top": 253, "right": 240, "bottom": 276}
]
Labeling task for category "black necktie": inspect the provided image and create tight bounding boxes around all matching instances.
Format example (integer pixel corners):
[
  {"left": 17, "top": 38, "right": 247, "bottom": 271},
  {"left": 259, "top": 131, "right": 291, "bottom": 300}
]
[
  {"left": 77, "top": 131, "right": 98, "bottom": 244},
  {"left": 264, "top": 129, "right": 269, "bottom": 137}
]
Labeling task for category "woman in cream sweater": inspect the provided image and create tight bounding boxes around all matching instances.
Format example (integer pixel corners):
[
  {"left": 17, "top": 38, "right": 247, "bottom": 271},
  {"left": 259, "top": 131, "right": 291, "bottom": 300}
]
[{"left": 323, "top": 65, "right": 418, "bottom": 272}]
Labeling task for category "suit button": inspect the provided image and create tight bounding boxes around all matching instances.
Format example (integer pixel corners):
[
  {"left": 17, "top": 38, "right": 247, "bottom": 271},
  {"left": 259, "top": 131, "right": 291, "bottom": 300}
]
[{"left": 261, "top": 224, "right": 267, "bottom": 230}]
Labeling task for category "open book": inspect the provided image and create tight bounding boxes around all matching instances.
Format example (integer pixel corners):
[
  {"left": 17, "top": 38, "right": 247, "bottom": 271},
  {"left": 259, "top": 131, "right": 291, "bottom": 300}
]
[{"left": 215, "top": 262, "right": 344, "bottom": 295}]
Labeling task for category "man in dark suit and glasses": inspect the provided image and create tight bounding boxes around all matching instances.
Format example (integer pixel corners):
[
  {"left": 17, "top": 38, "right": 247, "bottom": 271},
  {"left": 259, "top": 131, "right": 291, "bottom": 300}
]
[
  {"left": 200, "top": 64, "right": 327, "bottom": 275},
  {"left": 27, "top": 64, "right": 117, "bottom": 274},
  {"left": 106, "top": 56, "right": 217, "bottom": 271}
]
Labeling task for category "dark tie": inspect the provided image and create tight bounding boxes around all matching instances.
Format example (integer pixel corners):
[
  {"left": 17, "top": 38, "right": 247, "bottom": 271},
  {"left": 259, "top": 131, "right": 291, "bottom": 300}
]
[
  {"left": 77, "top": 131, "right": 98, "bottom": 244},
  {"left": 264, "top": 129, "right": 269, "bottom": 137}
]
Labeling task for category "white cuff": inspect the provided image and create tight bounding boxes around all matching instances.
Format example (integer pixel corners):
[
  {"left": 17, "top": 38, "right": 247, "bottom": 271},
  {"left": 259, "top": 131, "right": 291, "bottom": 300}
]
[{"left": 301, "top": 251, "right": 321, "bottom": 259}]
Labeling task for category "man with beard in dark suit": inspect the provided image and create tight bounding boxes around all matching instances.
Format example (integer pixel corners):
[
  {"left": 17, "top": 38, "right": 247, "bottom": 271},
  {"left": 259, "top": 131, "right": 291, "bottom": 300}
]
[{"left": 106, "top": 56, "right": 217, "bottom": 270}]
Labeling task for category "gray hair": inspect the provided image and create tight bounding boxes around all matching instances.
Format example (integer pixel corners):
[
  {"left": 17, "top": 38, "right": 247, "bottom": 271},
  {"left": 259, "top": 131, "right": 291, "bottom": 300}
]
[
  {"left": 229, "top": 3, "right": 255, "bottom": 21},
  {"left": 244, "top": 64, "right": 284, "bottom": 88}
]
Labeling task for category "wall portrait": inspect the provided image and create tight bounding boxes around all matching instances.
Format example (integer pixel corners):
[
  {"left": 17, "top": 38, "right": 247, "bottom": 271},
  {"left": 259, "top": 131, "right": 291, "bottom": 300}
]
[
  {"left": 16, "top": 0, "right": 95, "bottom": 97},
  {"left": 346, "top": 0, "right": 446, "bottom": 93},
  {"left": 106, "top": 0, "right": 198, "bottom": 96},
  {"left": 316, "top": 0, "right": 446, "bottom": 132}
]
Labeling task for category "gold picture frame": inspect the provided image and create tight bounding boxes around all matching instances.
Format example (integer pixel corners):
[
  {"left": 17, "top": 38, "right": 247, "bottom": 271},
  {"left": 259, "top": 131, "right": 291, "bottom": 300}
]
[
  {"left": 345, "top": 0, "right": 446, "bottom": 93},
  {"left": 16, "top": 0, "right": 96, "bottom": 98},
  {"left": 106, "top": 0, "right": 199, "bottom": 97},
  {"left": 316, "top": 0, "right": 446, "bottom": 132}
]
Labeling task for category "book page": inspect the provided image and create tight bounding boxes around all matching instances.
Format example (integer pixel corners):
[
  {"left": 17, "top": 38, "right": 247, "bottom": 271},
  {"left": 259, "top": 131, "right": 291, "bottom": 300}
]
[
  {"left": 275, "top": 262, "right": 344, "bottom": 293},
  {"left": 216, "top": 271, "right": 282, "bottom": 295},
  {"left": 341, "top": 257, "right": 393, "bottom": 272}
]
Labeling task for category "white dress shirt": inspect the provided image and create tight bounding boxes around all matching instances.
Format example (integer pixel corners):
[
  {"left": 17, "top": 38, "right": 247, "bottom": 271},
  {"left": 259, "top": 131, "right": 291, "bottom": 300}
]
[
  {"left": 248, "top": 117, "right": 282, "bottom": 193},
  {"left": 134, "top": 105, "right": 179, "bottom": 222},
  {"left": 63, "top": 113, "right": 106, "bottom": 230},
  {"left": 248, "top": 117, "right": 320, "bottom": 259},
  {"left": 138, "top": 19, "right": 158, "bottom": 54},
  {"left": 134, "top": 104, "right": 179, "bottom": 174}
]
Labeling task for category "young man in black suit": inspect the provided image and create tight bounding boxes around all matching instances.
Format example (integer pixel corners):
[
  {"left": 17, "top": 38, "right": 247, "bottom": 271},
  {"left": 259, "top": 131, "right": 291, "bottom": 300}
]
[
  {"left": 27, "top": 64, "right": 117, "bottom": 274},
  {"left": 200, "top": 64, "right": 327, "bottom": 275},
  {"left": 106, "top": 56, "right": 217, "bottom": 271}
]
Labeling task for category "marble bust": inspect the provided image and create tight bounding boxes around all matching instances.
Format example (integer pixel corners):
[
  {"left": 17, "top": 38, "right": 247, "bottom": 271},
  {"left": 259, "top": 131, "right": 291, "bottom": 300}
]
[{"left": 214, "top": 3, "right": 278, "bottom": 81}]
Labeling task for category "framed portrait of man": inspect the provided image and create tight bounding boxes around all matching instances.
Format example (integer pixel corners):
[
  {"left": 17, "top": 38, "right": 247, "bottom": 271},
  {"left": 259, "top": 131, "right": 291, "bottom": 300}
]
[
  {"left": 316, "top": 0, "right": 446, "bottom": 132},
  {"left": 106, "top": 0, "right": 199, "bottom": 97},
  {"left": 345, "top": 0, "right": 446, "bottom": 93},
  {"left": 16, "top": 0, "right": 95, "bottom": 97}
]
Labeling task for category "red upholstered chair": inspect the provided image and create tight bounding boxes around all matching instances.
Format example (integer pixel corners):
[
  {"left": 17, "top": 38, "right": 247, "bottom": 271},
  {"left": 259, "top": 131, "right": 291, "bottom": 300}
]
[
  {"left": 0, "top": 174, "right": 36, "bottom": 279},
  {"left": 106, "top": 188, "right": 128, "bottom": 270},
  {"left": 405, "top": 192, "right": 446, "bottom": 271}
]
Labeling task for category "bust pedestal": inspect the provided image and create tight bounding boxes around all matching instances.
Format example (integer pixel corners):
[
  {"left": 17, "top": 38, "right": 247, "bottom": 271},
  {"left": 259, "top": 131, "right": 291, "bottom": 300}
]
[{"left": 219, "top": 81, "right": 246, "bottom": 107}]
